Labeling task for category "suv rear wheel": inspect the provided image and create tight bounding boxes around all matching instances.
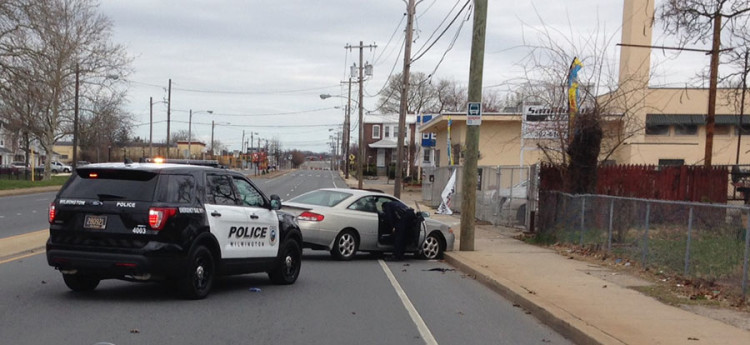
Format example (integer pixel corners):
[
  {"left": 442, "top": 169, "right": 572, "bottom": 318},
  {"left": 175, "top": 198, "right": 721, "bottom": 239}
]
[
  {"left": 178, "top": 245, "right": 215, "bottom": 299},
  {"left": 62, "top": 273, "right": 100, "bottom": 292}
]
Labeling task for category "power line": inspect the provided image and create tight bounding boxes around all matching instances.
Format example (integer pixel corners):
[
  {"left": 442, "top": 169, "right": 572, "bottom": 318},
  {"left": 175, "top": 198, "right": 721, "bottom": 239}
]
[
  {"left": 411, "top": 0, "right": 471, "bottom": 63},
  {"left": 412, "top": 0, "right": 463, "bottom": 59},
  {"left": 127, "top": 79, "right": 340, "bottom": 95},
  {"left": 170, "top": 107, "right": 337, "bottom": 117}
]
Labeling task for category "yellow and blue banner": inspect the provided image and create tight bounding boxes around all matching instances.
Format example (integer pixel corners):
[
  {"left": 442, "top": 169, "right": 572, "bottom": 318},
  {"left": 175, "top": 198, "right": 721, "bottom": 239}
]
[{"left": 568, "top": 57, "right": 583, "bottom": 135}]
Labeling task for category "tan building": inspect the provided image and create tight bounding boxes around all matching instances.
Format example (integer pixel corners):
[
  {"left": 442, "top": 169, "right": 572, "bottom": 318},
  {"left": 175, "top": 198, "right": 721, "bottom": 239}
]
[{"left": 422, "top": 0, "right": 750, "bottom": 168}]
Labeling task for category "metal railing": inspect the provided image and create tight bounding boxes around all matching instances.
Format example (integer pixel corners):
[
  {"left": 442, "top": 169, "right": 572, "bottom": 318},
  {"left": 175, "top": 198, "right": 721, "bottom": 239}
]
[{"left": 538, "top": 191, "right": 750, "bottom": 300}]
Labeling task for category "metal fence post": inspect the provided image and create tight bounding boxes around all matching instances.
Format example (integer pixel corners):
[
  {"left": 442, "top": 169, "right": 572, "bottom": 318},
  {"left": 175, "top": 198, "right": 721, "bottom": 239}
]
[
  {"left": 684, "top": 207, "right": 693, "bottom": 277},
  {"left": 743, "top": 209, "right": 750, "bottom": 300},
  {"left": 642, "top": 202, "right": 651, "bottom": 268},
  {"left": 580, "top": 197, "right": 586, "bottom": 246},
  {"left": 608, "top": 199, "right": 614, "bottom": 252}
]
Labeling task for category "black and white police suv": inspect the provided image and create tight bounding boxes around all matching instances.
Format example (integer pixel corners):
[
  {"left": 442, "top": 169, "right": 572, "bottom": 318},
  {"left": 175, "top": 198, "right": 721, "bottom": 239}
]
[{"left": 46, "top": 162, "right": 302, "bottom": 299}]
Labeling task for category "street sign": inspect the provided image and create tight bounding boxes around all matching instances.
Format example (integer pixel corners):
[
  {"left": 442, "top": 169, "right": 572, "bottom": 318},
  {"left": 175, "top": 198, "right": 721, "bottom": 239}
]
[
  {"left": 349, "top": 154, "right": 355, "bottom": 162},
  {"left": 467, "top": 102, "right": 481, "bottom": 125}
]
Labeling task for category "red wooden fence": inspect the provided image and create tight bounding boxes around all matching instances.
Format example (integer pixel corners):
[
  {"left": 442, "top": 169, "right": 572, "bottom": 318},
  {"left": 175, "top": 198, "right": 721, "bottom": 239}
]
[{"left": 540, "top": 164, "right": 727, "bottom": 203}]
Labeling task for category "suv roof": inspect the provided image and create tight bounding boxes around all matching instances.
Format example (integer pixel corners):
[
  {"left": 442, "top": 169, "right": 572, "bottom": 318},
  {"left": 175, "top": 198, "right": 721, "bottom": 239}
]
[{"left": 78, "top": 162, "right": 220, "bottom": 172}]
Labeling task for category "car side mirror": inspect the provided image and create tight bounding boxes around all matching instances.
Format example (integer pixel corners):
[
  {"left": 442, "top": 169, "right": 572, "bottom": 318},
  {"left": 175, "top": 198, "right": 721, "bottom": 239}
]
[{"left": 270, "top": 194, "right": 282, "bottom": 210}]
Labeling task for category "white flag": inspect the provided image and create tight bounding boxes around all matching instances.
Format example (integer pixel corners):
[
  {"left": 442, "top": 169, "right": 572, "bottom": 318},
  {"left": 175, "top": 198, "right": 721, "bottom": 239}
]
[{"left": 437, "top": 169, "right": 457, "bottom": 215}]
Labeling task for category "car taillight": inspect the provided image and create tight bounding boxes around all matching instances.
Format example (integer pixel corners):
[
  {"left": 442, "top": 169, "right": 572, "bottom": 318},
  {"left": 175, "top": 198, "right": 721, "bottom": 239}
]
[
  {"left": 148, "top": 207, "right": 177, "bottom": 230},
  {"left": 48, "top": 203, "right": 56, "bottom": 223},
  {"left": 298, "top": 211, "right": 324, "bottom": 222}
]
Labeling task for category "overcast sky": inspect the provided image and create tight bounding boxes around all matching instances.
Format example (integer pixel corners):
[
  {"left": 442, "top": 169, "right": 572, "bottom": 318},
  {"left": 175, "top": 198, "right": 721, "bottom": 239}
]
[{"left": 97, "top": 0, "right": 709, "bottom": 154}]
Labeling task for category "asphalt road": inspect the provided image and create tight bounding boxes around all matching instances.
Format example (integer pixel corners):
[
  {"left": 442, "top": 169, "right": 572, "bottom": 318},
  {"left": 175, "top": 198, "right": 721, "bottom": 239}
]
[
  {"left": 0, "top": 191, "right": 57, "bottom": 238},
  {"left": 0, "top": 169, "right": 573, "bottom": 345}
]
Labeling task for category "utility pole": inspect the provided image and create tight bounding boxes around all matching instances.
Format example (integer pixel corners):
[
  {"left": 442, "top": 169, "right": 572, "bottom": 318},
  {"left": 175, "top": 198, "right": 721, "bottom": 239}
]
[
  {"left": 188, "top": 109, "right": 192, "bottom": 160},
  {"left": 344, "top": 77, "right": 352, "bottom": 179},
  {"left": 211, "top": 120, "right": 215, "bottom": 158},
  {"left": 149, "top": 97, "right": 153, "bottom": 158},
  {"left": 460, "top": 0, "right": 488, "bottom": 251},
  {"left": 73, "top": 63, "right": 79, "bottom": 169},
  {"left": 346, "top": 41, "right": 377, "bottom": 189},
  {"left": 704, "top": 14, "right": 722, "bottom": 167},
  {"left": 394, "top": 0, "right": 416, "bottom": 198},
  {"left": 166, "top": 78, "right": 172, "bottom": 158},
  {"left": 735, "top": 49, "right": 749, "bottom": 166}
]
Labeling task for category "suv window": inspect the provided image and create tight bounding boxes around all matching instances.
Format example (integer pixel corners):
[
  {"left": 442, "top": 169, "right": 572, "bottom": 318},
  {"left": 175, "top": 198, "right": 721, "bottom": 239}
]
[
  {"left": 233, "top": 177, "right": 264, "bottom": 207},
  {"left": 60, "top": 169, "right": 158, "bottom": 201},
  {"left": 155, "top": 174, "right": 196, "bottom": 203},
  {"left": 206, "top": 174, "right": 238, "bottom": 206}
]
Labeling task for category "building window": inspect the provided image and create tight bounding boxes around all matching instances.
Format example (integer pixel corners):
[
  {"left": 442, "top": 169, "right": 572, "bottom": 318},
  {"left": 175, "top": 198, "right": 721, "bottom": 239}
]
[
  {"left": 736, "top": 124, "right": 750, "bottom": 135},
  {"left": 658, "top": 159, "right": 684, "bottom": 166},
  {"left": 673, "top": 124, "right": 698, "bottom": 135},
  {"left": 384, "top": 126, "right": 390, "bottom": 138},
  {"left": 715, "top": 125, "right": 730, "bottom": 135},
  {"left": 372, "top": 125, "right": 381, "bottom": 139},
  {"left": 423, "top": 148, "right": 431, "bottom": 163},
  {"left": 645, "top": 124, "right": 669, "bottom": 135}
]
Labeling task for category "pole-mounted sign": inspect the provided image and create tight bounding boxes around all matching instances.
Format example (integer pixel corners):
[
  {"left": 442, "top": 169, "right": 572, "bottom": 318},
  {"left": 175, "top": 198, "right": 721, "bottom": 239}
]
[{"left": 467, "top": 102, "right": 481, "bottom": 126}]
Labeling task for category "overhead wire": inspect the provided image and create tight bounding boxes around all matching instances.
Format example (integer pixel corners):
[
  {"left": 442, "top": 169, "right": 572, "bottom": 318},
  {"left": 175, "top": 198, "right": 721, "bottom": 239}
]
[
  {"left": 412, "top": 0, "right": 463, "bottom": 59},
  {"left": 422, "top": 3, "right": 472, "bottom": 83},
  {"left": 411, "top": 0, "right": 471, "bottom": 64}
]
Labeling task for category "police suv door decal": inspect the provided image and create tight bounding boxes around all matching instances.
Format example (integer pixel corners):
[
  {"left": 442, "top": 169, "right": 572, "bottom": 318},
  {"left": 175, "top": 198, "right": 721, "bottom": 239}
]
[
  {"left": 231, "top": 177, "right": 279, "bottom": 258},
  {"left": 205, "top": 174, "right": 254, "bottom": 259}
]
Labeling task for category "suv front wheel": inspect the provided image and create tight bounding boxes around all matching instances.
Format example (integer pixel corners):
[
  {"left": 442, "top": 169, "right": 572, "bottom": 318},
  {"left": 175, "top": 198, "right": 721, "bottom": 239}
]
[{"left": 268, "top": 240, "right": 301, "bottom": 285}]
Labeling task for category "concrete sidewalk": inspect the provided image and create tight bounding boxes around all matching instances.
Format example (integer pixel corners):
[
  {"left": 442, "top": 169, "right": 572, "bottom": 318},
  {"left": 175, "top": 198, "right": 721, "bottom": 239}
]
[{"left": 346, "top": 175, "right": 750, "bottom": 345}]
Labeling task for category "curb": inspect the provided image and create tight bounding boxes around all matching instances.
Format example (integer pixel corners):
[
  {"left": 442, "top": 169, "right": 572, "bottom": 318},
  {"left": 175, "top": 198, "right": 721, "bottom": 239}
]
[
  {"left": 443, "top": 252, "right": 610, "bottom": 345},
  {"left": 0, "top": 185, "right": 60, "bottom": 197}
]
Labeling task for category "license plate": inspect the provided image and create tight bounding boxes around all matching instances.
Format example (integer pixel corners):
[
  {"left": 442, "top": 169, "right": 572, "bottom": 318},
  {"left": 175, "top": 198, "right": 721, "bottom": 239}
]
[{"left": 84, "top": 215, "right": 107, "bottom": 230}]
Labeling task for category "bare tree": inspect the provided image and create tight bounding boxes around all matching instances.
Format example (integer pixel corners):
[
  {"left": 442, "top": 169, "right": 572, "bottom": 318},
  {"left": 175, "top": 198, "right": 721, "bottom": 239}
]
[
  {"left": 516, "top": 8, "right": 648, "bottom": 193},
  {"left": 0, "top": 0, "right": 130, "bottom": 179},
  {"left": 377, "top": 72, "right": 504, "bottom": 114}
]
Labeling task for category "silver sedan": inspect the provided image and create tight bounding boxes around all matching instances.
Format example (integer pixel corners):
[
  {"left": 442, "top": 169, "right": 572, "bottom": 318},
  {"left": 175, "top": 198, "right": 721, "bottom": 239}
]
[{"left": 282, "top": 188, "right": 454, "bottom": 260}]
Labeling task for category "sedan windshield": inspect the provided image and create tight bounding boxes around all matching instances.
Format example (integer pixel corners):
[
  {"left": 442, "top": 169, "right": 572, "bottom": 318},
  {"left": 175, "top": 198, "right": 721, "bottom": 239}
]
[{"left": 288, "top": 190, "right": 352, "bottom": 207}]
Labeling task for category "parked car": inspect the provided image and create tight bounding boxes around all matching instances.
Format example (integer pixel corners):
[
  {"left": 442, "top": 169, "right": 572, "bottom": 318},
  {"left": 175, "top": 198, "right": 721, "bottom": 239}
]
[
  {"left": 498, "top": 180, "right": 530, "bottom": 224},
  {"left": 282, "top": 188, "right": 454, "bottom": 260},
  {"left": 10, "top": 162, "right": 29, "bottom": 169},
  {"left": 50, "top": 161, "right": 72, "bottom": 173}
]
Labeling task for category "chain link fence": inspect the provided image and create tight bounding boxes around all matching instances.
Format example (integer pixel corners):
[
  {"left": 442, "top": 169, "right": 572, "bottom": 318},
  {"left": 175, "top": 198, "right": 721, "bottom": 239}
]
[
  {"left": 421, "top": 165, "right": 535, "bottom": 227},
  {"left": 538, "top": 191, "right": 750, "bottom": 300}
]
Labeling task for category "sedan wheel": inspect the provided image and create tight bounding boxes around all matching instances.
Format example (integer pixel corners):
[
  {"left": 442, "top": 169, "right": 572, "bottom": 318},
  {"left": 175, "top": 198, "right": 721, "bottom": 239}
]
[
  {"left": 420, "top": 233, "right": 444, "bottom": 260},
  {"left": 331, "top": 230, "right": 359, "bottom": 261}
]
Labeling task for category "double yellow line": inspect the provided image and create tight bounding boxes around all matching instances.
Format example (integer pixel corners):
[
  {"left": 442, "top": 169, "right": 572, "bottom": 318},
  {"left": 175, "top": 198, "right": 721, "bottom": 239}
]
[{"left": 0, "top": 230, "right": 48, "bottom": 264}]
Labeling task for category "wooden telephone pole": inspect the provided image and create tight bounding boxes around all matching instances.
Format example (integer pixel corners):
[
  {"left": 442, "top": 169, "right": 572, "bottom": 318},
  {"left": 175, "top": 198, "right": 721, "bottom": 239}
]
[
  {"left": 394, "top": 0, "right": 415, "bottom": 198},
  {"left": 346, "top": 42, "right": 377, "bottom": 189},
  {"left": 460, "top": 0, "right": 488, "bottom": 251}
]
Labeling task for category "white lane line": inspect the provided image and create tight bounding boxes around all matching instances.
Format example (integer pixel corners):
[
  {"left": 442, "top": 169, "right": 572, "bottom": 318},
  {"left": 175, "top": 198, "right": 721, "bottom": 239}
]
[
  {"left": 331, "top": 171, "right": 339, "bottom": 188},
  {"left": 378, "top": 260, "right": 438, "bottom": 345}
]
